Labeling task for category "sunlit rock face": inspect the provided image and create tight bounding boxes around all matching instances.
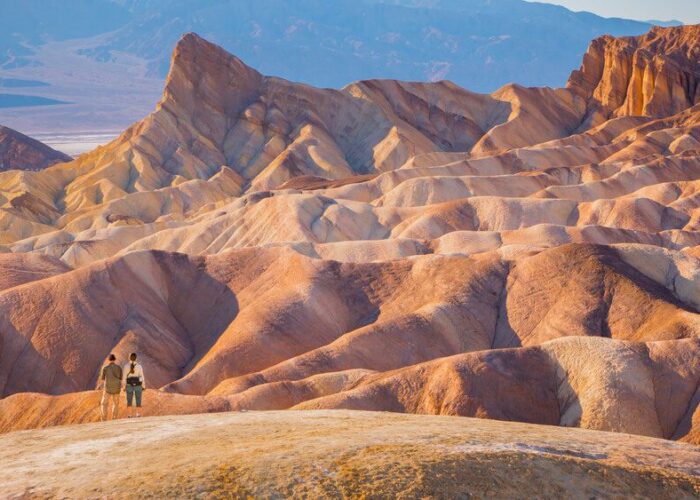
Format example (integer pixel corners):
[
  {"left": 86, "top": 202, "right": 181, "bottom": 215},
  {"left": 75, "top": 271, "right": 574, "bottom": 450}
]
[
  {"left": 568, "top": 25, "right": 700, "bottom": 126},
  {"left": 2, "top": 25, "right": 700, "bottom": 446}
]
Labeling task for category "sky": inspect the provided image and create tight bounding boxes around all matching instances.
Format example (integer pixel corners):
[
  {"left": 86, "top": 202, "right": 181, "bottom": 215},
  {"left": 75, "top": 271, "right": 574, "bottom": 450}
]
[{"left": 533, "top": 0, "right": 700, "bottom": 24}]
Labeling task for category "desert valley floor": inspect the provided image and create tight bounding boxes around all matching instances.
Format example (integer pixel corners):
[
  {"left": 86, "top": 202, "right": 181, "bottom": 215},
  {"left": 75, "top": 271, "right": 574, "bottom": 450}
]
[{"left": 2, "top": 22, "right": 700, "bottom": 495}]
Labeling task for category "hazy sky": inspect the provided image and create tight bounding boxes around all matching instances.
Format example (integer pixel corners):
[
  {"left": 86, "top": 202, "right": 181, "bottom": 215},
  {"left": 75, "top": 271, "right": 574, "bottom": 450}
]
[{"left": 533, "top": 0, "right": 700, "bottom": 24}]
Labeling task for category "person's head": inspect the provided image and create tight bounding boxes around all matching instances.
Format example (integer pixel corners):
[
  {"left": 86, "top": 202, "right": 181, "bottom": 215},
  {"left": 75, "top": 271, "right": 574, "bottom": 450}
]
[
  {"left": 129, "top": 352, "right": 137, "bottom": 363},
  {"left": 108, "top": 354, "right": 116, "bottom": 363}
]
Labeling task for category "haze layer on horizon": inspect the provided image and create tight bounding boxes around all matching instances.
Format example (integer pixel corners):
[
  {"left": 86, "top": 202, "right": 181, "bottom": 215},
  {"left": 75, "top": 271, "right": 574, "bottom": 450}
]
[{"left": 533, "top": 0, "right": 700, "bottom": 24}]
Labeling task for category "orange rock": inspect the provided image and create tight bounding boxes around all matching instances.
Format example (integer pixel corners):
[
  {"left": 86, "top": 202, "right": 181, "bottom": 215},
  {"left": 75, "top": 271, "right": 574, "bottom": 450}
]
[
  {"left": 1, "top": 25, "right": 700, "bottom": 448},
  {"left": 568, "top": 25, "right": 700, "bottom": 126}
]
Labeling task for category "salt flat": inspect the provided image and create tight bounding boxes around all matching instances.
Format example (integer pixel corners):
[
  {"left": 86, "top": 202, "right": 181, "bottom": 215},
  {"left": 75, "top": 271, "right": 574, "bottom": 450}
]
[{"left": 32, "top": 132, "right": 119, "bottom": 157}]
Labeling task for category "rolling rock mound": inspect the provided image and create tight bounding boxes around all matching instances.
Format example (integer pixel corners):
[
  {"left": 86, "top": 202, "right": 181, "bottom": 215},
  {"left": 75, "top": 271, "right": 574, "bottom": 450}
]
[
  {"left": 1, "top": 244, "right": 700, "bottom": 444},
  {"left": 2, "top": 23, "right": 700, "bottom": 456}
]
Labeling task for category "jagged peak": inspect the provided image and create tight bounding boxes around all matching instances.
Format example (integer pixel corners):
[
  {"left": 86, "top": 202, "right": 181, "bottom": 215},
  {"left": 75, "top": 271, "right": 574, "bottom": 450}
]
[
  {"left": 159, "top": 32, "right": 263, "bottom": 116},
  {"left": 170, "top": 32, "right": 251, "bottom": 69},
  {"left": 567, "top": 24, "right": 700, "bottom": 126}
]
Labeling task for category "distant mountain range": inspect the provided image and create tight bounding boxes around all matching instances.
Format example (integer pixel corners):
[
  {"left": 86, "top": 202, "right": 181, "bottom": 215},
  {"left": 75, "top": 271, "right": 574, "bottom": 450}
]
[
  {"left": 0, "top": 0, "right": 669, "bottom": 134},
  {"left": 646, "top": 19, "right": 684, "bottom": 27},
  {"left": 2, "top": 0, "right": 656, "bottom": 90}
]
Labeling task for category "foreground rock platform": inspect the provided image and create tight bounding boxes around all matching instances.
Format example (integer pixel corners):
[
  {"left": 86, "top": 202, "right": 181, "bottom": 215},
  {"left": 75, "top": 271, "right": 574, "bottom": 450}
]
[{"left": 1, "top": 410, "right": 699, "bottom": 498}]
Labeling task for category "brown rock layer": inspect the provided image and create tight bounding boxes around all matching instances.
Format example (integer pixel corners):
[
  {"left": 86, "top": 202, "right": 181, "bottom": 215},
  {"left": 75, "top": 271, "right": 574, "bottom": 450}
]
[{"left": 0, "top": 125, "right": 71, "bottom": 172}]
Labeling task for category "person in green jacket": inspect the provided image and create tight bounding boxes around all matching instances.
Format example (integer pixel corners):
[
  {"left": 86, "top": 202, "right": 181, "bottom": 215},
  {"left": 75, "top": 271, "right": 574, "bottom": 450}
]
[{"left": 99, "top": 354, "right": 123, "bottom": 421}]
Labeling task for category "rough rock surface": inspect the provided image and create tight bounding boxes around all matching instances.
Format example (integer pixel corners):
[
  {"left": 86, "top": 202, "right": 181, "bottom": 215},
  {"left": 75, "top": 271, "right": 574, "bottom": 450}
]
[
  {"left": 0, "top": 125, "right": 71, "bottom": 172},
  {"left": 1, "top": 411, "right": 699, "bottom": 499},
  {"left": 2, "top": 25, "right": 700, "bottom": 455},
  {"left": 568, "top": 25, "right": 700, "bottom": 125}
]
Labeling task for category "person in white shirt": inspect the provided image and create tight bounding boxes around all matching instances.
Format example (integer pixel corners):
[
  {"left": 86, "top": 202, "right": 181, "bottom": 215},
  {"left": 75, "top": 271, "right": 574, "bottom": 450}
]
[{"left": 123, "top": 352, "right": 146, "bottom": 418}]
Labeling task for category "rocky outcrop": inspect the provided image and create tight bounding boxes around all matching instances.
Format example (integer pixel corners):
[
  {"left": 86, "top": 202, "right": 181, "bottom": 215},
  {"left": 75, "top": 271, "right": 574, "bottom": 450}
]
[
  {"left": 0, "top": 125, "right": 71, "bottom": 171},
  {"left": 568, "top": 25, "right": 700, "bottom": 126}
]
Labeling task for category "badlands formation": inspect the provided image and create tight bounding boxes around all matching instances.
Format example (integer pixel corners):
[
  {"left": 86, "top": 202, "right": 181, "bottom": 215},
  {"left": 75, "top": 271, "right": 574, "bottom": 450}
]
[{"left": 1, "top": 22, "right": 700, "bottom": 461}]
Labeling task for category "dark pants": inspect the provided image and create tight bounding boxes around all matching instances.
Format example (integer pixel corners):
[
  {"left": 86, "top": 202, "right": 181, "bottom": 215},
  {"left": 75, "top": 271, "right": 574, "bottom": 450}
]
[{"left": 126, "top": 385, "right": 143, "bottom": 407}]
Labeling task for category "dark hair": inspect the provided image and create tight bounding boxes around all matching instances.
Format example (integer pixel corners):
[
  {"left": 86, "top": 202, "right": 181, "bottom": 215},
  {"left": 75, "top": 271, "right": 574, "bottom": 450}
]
[
  {"left": 108, "top": 354, "right": 116, "bottom": 361},
  {"left": 129, "top": 352, "right": 137, "bottom": 374}
]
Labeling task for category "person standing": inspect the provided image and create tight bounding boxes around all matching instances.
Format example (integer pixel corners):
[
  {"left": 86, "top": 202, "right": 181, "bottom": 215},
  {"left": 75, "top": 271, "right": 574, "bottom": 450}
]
[
  {"left": 123, "top": 352, "right": 146, "bottom": 418},
  {"left": 99, "top": 354, "right": 123, "bottom": 421}
]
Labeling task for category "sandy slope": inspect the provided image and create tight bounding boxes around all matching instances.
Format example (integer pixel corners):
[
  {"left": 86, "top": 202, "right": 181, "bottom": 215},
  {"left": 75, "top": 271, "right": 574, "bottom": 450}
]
[{"left": 1, "top": 410, "right": 699, "bottom": 498}]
